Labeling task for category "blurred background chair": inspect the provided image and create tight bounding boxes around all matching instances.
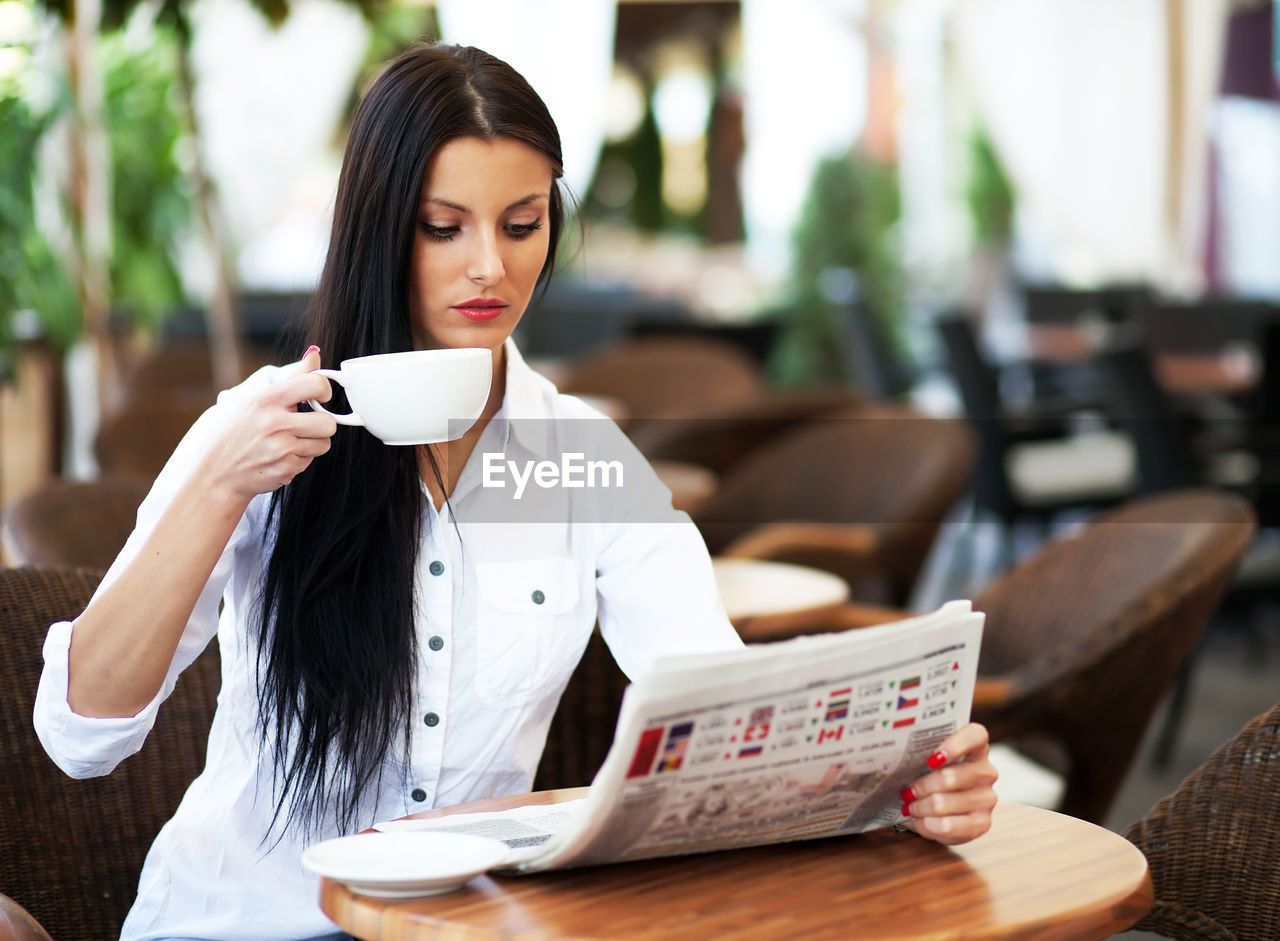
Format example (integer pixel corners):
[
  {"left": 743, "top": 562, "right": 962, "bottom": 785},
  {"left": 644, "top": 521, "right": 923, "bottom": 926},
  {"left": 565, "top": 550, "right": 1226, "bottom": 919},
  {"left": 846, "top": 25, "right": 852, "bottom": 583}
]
[
  {"left": 934, "top": 313, "right": 1134, "bottom": 553},
  {"left": 534, "top": 629, "right": 629, "bottom": 792},
  {"left": 1124, "top": 700, "right": 1280, "bottom": 941},
  {"left": 1092, "top": 336, "right": 1280, "bottom": 767},
  {"left": 558, "top": 335, "right": 765, "bottom": 428},
  {"left": 967, "top": 489, "right": 1254, "bottom": 823},
  {"left": 1092, "top": 337, "right": 1258, "bottom": 498},
  {"left": 92, "top": 395, "right": 209, "bottom": 483},
  {"left": 0, "top": 566, "right": 221, "bottom": 941},
  {"left": 628, "top": 385, "right": 862, "bottom": 476},
  {"left": 691, "top": 400, "right": 976, "bottom": 608},
  {"left": 120, "top": 339, "right": 275, "bottom": 402},
  {"left": 834, "top": 300, "right": 918, "bottom": 401},
  {"left": 1, "top": 476, "right": 146, "bottom": 569},
  {"left": 748, "top": 489, "right": 1254, "bottom": 824}
]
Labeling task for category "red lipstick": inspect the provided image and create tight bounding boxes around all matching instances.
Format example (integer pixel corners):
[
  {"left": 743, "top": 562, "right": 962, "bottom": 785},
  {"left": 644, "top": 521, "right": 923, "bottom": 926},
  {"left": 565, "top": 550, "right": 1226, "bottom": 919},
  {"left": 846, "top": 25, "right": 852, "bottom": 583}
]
[{"left": 453, "top": 297, "right": 507, "bottom": 322}]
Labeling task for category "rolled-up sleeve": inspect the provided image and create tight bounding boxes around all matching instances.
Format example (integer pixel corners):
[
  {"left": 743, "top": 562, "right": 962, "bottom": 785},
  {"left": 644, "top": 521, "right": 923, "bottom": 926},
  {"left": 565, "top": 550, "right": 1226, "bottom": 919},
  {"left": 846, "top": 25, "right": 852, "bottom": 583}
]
[{"left": 32, "top": 369, "right": 273, "bottom": 778}]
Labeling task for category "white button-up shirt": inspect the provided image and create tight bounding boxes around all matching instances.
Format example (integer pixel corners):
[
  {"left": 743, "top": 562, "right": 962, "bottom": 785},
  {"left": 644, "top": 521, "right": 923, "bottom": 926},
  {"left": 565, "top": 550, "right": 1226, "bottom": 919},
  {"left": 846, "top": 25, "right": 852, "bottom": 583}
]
[{"left": 34, "top": 340, "right": 743, "bottom": 941}]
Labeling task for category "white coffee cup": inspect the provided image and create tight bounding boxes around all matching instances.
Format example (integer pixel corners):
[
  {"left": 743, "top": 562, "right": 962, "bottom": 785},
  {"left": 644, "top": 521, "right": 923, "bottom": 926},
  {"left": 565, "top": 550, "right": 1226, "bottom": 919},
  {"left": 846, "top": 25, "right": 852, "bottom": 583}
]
[{"left": 307, "top": 348, "right": 492, "bottom": 445}]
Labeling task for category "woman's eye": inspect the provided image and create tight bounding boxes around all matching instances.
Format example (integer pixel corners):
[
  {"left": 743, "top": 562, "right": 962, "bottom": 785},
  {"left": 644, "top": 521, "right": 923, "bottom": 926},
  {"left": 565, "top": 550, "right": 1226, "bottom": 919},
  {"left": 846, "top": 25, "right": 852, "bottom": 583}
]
[
  {"left": 419, "top": 223, "right": 459, "bottom": 242},
  {"left": 506, "top": 220, "right": 544, "bottom": 241}
]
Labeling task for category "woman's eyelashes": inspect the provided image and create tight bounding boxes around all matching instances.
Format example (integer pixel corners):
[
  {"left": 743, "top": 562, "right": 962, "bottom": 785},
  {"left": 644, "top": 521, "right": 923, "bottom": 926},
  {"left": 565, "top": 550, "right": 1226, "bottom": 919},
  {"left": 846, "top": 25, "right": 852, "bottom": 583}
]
[
  {"left": 417, "top": 219, "right": 543, "bottom": 243},
  {"left": 505, "top": 220, "right": 543, "bottom": 240},
  {"left": 419, "top": 223, "right": 460, "bottom": 243}
]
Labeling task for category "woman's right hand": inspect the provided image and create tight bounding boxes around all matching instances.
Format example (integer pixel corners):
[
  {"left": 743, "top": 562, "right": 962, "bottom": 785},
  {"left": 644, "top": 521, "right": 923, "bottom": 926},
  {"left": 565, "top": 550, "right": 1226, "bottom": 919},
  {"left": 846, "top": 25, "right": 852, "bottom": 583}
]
[{"left": 200, "top": 345, "right": 339, "bottom": 503}]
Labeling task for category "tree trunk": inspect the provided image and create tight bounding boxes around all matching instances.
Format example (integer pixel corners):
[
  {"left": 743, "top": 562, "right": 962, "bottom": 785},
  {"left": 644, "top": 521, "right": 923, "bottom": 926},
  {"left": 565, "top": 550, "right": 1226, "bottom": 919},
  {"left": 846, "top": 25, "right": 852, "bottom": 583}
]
[
  {"left": 174, "top": 24, "right": 243, "bottom": 391},
  {"left": 66, "top": 0, "right": 119, "bottom": 418}
]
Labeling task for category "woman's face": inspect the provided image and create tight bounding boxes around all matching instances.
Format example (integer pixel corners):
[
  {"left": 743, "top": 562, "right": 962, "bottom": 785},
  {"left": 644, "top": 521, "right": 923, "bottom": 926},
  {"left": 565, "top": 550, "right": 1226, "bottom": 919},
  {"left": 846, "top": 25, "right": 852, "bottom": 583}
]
[{"left": 408, "top": 135, "right": 554, "bottom": 353}]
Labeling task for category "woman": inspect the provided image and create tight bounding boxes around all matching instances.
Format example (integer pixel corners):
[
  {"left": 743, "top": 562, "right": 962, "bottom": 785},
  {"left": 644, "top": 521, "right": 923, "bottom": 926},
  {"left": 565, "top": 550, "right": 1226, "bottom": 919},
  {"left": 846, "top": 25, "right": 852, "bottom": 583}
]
[{"left": 34, "top": 43, "right": 996, "bottom": 940}]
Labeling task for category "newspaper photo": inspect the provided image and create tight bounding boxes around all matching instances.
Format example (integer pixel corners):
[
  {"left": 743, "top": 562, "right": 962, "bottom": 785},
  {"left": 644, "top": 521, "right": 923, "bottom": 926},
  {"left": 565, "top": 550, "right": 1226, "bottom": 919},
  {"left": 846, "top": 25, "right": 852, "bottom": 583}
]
[{"left": 374, "top": 600, "right": 984, "bottom": 873}]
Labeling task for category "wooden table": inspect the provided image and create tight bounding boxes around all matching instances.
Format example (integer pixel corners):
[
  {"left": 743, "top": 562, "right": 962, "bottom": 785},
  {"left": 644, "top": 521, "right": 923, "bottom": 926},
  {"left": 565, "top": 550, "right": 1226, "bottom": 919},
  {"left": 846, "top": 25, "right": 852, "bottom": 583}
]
[
  {"left": 319, "top": 790, "right": 1152, "bottom": 940},
  {"left": 1023, "top": 323, "right": 1260, "bottom": 395}
]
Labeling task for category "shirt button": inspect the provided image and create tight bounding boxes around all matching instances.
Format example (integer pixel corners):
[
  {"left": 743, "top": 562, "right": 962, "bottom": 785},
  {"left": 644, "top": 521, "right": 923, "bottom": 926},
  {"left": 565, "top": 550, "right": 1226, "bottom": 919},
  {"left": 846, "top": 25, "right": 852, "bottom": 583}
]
[
  {"left": 429, "top": 560, "right": 445, "bottom": 576},
  {"left": 411, "top": 788, "right": 427, "bottom": 802},
  {"left": 423, "top": 712, "right": 440, "bottom": 727},
  {"left": 531, "top": 589, "right": 545, "bottom": 605},
  {"left": 428, "top": 635, "right": 444, "bottom": 652}
]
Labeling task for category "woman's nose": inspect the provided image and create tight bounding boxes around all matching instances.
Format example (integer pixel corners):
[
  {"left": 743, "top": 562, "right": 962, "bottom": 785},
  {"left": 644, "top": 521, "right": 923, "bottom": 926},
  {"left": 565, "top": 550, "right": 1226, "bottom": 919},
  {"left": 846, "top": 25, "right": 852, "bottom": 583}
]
[{"left": 467, "top": 234, "right": 504, "bottom": 287}]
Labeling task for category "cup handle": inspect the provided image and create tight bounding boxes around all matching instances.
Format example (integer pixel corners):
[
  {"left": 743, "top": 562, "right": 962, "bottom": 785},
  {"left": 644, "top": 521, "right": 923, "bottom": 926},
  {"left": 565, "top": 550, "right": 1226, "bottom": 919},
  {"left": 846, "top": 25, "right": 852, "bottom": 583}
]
[{"left": 307, "top": 369, "right": 365, "bottom": 427}]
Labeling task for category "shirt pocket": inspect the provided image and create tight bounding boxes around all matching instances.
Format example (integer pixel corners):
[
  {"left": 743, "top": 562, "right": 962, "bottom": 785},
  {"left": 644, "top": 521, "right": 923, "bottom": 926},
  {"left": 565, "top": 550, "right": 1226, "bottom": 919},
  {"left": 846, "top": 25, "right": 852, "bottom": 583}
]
[{"left": 472, "top": 557, "right": 582, "bottom": 707}]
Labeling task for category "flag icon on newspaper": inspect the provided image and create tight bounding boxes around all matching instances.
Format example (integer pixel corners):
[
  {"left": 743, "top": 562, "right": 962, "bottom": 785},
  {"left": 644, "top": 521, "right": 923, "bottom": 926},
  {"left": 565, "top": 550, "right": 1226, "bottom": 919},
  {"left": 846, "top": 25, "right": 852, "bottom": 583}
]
[
  {"left": 627, "top": 727, "right": 665, "bottom": 778},
  {"left": 824, "top": 687, "right": 851, "bottom": 722},
  {"left": 899, "top": 675, "right": 921, "bottom": 690},
  {"left": 893, "top": 717, "right": 916, "bottom": 729},
  {"left": 738, "top": 745, "right": 764, "bottom": 758},
  {"left": 897, "top": 695, "right": 918, "bottom": 710},
  {"left": 657, "top": 722, "right": 694, "bottom": 773},
  {"left": 749, "top": 705, "right": 774, "bottom": 724},
  {"left": 745, "top": 705, "right": 773, "bottom": 741}
]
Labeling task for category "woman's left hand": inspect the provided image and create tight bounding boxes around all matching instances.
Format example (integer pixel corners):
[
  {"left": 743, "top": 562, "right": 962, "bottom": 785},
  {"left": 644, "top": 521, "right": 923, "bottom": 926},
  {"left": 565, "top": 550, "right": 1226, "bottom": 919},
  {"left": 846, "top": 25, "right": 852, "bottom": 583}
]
[{"left": 899, "top": 722, "right": 998, "bottom": 845}]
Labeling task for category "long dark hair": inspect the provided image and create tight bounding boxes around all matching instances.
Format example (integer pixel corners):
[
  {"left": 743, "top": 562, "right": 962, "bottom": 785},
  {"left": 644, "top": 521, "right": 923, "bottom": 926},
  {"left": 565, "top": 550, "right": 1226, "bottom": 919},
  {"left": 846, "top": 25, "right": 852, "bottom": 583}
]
[{"left": 255, "top": 43, "right": 565, "bottom": 838}]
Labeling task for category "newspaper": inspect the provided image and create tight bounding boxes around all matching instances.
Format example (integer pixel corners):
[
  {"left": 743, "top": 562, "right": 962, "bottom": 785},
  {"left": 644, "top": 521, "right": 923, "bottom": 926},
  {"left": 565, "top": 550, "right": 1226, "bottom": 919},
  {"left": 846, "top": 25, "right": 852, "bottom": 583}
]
[{"left": 374, "top": 600, "right": 983, "bottom": 872}]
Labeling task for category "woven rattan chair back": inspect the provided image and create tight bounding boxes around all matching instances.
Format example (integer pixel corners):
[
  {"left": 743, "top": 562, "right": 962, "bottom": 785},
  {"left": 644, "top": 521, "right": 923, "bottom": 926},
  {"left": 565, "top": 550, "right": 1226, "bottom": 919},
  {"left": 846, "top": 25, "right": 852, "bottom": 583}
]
[
  {"left": 0, "top": 566, "right": 221, "bottom": 941},
  {"left": 122, "top": 341, "right": 274, "bottom": 398},
  {"left": 2, "top": 477, "right": 147, "bottom": 570},
  {"left": 628, "top": 386, "right": 863, "bottom": 477},
  {"left": 93, "top": 394, "right": 210, "bottom": 482},
  {"left": 533, "top": 629, "right": 630, "bottom": 791},
  {"left": 693, "top": 402, "right": 976, "bottom": 605},
  {"left": 560, "top": 337, "right": 764, "bottom": 422},
  {"left": 972, "top": 489, "right": 1255, "bottom": 823},
  {"left": 1123, "top": 701, "right": 1280, "bottom": 940}
]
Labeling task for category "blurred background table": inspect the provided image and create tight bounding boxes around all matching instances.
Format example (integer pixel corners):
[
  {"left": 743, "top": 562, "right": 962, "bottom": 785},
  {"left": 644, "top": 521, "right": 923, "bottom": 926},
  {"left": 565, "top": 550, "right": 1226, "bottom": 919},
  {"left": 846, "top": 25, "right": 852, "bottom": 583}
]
[
  {"left": 650, "top": 458, "right": 717, "bottom": 515},
  {"left": 319, "top": 791, "right": 1152, "bottom": 941},
  {"left": 711, "top": 557, "right": 851, "bottom": 638}
]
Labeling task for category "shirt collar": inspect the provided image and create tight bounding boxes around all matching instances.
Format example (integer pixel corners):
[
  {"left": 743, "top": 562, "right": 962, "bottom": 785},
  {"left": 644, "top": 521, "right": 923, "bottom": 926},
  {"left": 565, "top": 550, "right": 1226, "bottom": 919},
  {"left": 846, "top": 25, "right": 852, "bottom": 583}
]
[{"left": 493, "top": 337, "right": 556, "bottom": 457}]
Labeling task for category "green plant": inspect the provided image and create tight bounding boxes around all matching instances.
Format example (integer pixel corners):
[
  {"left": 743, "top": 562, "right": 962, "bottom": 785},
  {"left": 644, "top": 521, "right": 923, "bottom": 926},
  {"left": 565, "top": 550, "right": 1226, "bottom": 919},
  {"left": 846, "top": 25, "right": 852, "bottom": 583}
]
[
  {"left": 768, "top": 151, "right": 905, "bottom": 388},
  {"left": 965, "top": 125, "right": 1015, "bottom": 249},
  {"left": 0, "top": 20, "right": 192, "bottom": 361},
  {"left": 0, "top": 73, "right": 79, "bottom": 361},
  {"left": 101, "top": 27, "right": 190, "bottom": 329}
]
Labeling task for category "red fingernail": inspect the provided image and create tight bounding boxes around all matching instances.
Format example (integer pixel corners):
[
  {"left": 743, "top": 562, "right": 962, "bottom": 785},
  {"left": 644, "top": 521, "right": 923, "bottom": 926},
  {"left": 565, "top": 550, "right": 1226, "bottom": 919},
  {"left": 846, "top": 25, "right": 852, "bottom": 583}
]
[
  {"left": 900, "top": 787, "right": 916, "bottom": 803},
  {"left": 305, "top": 345, "right": 320, "bottom": 356},
  {"left": 926, "top": 750, "right": 947, "bottom": 770},
  {"left": 900, "top": 803, "right": 911, "bottom": 817}
]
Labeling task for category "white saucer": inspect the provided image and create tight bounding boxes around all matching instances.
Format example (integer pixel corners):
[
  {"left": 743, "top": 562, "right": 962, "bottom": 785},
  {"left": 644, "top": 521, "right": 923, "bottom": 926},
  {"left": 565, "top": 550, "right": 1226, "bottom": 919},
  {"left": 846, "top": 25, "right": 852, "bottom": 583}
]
[{"left": 301, "top": 831, "right": 509, "bottom": 898}]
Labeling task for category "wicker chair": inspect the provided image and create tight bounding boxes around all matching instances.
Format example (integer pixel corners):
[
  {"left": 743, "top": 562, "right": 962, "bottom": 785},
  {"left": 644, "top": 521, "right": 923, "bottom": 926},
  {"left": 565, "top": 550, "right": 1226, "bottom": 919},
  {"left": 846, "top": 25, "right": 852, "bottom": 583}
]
[
  {"left": 0, "top": 566, "right": 221, "bottom": 941},
  {"left": 122, "top": 340, "right": 275, "bottom": 398},
  {"left": 93, "top": 393, "right": 211, "bottom": 482},
  {"left": 691, "top": 401, "right": 977, "bottom": 607},
  {"left": 1123, "top": 701, "right": 1280, "bottom": 940},
  {"left": 533, "top": 629, "right": 630, "bottom": 791},
  {"left": 559, "top": 336, "right": 765, "bottom": 425},
  {"left": 627, "top": 386, "right": 863, "bottom": 477},
  {"left": 969, "top": 489, "right": 1255, "bottom": 823},
  {"left": 758, "top": 489, "right": 1255, "bottom": 824},
  {"left": 1, "top": 476, "right": 147, "bottom": 569}
]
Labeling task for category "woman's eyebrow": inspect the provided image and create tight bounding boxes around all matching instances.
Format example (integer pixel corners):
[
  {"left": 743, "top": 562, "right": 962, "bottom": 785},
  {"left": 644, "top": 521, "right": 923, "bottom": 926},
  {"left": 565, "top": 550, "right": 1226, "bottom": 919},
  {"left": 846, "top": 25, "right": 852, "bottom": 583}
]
[
  {"left": 505, "top": 193, "right": 548, "bottom": 210},
  {"left": 420, "top": 193, "right": 548, "bottom": 213}
]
